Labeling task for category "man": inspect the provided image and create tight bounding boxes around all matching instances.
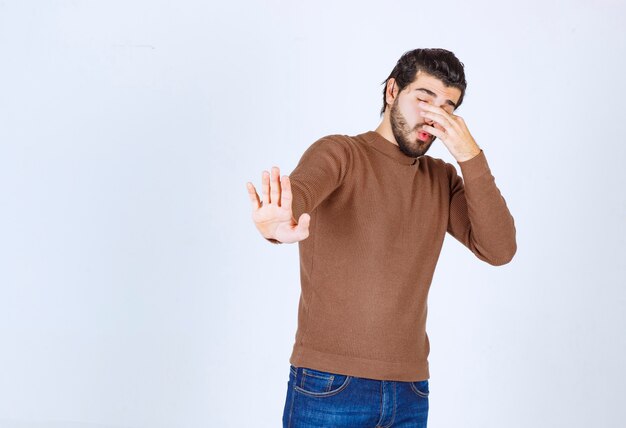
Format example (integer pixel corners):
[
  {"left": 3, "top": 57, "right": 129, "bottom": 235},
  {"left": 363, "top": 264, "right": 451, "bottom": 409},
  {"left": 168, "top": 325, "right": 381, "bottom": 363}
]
[{"left": 246, "top": 48, "right": 516, "bottom": 427}]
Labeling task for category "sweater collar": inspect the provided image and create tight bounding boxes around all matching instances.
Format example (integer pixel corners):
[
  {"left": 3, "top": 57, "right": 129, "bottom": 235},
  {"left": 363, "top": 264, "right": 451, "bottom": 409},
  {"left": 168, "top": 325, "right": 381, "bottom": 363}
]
[{"left": 361, "top": 131, "right": 422, "bottom": 166}]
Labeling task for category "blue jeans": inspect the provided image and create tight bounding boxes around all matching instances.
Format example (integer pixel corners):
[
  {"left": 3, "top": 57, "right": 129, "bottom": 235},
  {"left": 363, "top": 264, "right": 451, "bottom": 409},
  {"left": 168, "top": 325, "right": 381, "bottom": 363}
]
[{"left": 283, "top": 365, "right": 429, "bottom": 427}]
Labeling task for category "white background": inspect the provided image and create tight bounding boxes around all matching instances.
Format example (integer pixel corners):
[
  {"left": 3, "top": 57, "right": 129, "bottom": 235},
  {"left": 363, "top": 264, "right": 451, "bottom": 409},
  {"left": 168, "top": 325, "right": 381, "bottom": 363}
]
[{"left": 1, "top": 0, "right": 625, "bottom": 427}]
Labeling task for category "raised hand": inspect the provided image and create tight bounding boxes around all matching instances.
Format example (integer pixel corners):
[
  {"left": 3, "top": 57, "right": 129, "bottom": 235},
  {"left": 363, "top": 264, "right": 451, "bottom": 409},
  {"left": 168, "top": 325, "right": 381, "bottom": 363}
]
[
  {"left": 418, "top": 101, "right": 481, "bottom": 162},
  {"left": 246, "top": 166, "right": 311, "bottom": 244}
]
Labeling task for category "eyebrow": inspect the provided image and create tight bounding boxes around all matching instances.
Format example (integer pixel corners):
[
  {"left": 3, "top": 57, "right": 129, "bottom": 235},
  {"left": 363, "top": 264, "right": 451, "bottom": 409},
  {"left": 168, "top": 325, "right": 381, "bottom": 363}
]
[{"left": 414, "top": 88, "right": 457, "bottom": 109}]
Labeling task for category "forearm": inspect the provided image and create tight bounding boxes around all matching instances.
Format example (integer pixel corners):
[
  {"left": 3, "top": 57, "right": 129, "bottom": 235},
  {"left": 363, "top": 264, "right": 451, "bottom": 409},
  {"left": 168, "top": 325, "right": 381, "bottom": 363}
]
[{"left": 450, "top": 151, "right": 517, "bottom": 265}]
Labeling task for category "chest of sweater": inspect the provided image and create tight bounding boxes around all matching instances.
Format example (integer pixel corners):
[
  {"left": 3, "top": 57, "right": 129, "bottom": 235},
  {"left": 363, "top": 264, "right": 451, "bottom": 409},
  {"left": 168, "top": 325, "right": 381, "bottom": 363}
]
[{"left": 313, "top": 153, "right": 451, "bottom": 250}]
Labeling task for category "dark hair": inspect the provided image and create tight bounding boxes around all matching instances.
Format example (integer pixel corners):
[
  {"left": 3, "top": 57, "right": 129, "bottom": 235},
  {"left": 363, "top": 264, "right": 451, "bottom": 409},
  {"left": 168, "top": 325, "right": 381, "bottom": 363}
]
[{"left": 380, "top": 48, "right": 467, "bottom": 116}]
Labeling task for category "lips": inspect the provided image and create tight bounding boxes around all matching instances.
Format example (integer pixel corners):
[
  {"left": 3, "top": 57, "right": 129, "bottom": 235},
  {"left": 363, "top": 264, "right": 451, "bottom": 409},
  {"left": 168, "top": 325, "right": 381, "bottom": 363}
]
[{"left": 417, "top": 131, "right": 431, "bottom": 141}]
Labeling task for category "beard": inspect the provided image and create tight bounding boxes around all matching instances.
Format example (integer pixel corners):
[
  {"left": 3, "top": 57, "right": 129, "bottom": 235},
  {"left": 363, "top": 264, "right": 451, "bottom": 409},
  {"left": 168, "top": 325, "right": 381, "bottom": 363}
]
[{"left": 390, "top": 99, "right": 435, "bottom": 158}]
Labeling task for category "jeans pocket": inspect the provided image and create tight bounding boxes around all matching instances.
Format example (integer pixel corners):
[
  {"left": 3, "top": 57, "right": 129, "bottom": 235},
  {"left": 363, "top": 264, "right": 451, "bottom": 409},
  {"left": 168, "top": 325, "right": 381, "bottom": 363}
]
[
  {"left": 410, "top": 380, "right": 430, "bottom": 398},
  {"left": 292, "top": 366, "right": 352, "bottom": 398}
]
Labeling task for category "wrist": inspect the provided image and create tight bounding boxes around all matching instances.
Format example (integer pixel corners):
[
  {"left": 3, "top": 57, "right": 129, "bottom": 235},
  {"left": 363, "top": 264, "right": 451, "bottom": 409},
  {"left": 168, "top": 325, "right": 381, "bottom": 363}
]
[{"left": 456, "top": 146, "right": 481, "bottom": 163}]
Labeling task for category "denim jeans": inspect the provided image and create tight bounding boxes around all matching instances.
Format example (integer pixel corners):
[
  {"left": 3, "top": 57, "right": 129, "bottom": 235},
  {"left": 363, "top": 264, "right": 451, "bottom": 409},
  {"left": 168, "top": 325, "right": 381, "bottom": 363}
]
[{"left": 283, "top": 365, "right": 429, "bottom": 427}]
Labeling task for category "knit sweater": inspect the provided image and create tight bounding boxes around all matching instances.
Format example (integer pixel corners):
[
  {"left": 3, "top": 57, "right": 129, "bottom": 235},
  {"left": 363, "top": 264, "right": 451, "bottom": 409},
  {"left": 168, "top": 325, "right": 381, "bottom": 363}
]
[{"left": 287, "top": 130, "right": 516, "bottom": 382}]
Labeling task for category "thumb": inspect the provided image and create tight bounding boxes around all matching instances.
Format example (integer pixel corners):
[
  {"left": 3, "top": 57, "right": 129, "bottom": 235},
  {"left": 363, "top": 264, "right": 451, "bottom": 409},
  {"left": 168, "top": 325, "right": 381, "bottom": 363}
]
[{"left": 296, "top": 213, "right": 311, "bottom": 239}]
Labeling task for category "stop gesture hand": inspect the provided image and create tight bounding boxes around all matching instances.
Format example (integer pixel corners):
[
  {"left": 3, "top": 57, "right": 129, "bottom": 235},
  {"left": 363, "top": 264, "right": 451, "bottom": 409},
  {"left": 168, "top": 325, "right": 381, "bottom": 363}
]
[{"left": 246, "top": 166, "right": 310, "bottom": 244}]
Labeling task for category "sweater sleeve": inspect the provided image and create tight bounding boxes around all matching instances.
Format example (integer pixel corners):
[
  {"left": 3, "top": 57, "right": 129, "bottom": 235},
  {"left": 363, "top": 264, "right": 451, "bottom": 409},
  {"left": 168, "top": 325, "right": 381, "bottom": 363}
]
[
  {"left": 446, "top": 150, "right": 517, "bottom": 266},
  {"left": 289, "top": 135, "right": 352, "bottom": 221}
]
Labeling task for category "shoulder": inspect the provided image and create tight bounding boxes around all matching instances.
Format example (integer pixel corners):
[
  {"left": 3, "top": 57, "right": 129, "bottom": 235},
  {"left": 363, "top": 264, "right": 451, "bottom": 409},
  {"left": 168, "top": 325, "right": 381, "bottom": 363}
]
[
  {"left": 422, "top": 155, "right": 457, "bottom": 173},
  {"left": 422, "top": 155, "right": 461, "bottom": 181},
  {"left": 309, "top": 134, "right": 356, "bottom": 150},
  {"left": 301, "top": 134, "right": 356, "bottom": 159}
]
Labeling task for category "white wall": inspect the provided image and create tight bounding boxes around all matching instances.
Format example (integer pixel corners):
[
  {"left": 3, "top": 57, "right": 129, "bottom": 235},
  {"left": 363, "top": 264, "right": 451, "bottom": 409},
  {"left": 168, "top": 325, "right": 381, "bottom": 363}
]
[{"left": 0, "top": 0, "right": 624, "bottom": 427}]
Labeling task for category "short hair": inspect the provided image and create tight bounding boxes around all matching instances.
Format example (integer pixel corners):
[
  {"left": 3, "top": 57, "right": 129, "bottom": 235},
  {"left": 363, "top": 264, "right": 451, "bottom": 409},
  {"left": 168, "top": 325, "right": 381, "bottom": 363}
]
[{"left": 380, "top": 48, "right": 467, "bottom": 116}]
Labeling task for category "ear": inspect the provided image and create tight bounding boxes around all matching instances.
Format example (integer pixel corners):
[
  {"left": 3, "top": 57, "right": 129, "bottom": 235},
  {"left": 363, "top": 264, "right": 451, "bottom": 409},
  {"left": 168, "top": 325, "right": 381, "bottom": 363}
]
[{"left": 385, "top": 78, "right": 399, "bottom": 107}]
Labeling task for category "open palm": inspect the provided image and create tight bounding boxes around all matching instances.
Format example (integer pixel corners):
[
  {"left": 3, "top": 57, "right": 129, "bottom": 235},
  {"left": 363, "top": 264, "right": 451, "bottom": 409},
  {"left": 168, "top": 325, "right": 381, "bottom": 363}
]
[{"left": 246, "top": 166, "right": 310, "bottom": 244}]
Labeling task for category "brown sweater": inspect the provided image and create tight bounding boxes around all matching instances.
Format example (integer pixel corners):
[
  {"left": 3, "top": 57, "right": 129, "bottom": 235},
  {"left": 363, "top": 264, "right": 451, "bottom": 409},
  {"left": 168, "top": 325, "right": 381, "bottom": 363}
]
[{"left": 287, "top": 130, "right": 516, "bottom": 381}]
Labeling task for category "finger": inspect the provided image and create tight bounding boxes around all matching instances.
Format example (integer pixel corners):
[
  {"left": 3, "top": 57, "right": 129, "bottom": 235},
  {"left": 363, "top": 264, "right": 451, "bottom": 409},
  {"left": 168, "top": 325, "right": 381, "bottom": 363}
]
[
  {"left": 280, "top": 175, "right": 292, "bottom": 209},
  {"left": 453, "top": 115, "right": 466, "bottom": 125},
  {"left": 261, "top": 170, "right": 270, "bottom": 204},
  {"left": 420, "top": 110, "right": 453, "bottom": 129},
  {"left": 296, "top": 213, "right": 310, "bottom": 240},
  {"left": 422, "top": 124, "right": 446, "bottom": 141},
  {"left": 419, "top": 101, "right": 450, "bottom": 115},
  {"left": 246, "top": 182, "right": 261, "bottom": 210},
  {"left": 270, "top": 166, "right": 281, "bottom": 206},
  {"left": 419, "top": 102, "right": 461, "bottom": 130}
]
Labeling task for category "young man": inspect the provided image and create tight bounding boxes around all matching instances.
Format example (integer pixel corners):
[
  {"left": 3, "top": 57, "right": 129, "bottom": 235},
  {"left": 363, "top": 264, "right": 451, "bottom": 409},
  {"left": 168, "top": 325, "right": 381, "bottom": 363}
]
[{"left": 246, "top": 48, "right": 516, "bottom": 427}]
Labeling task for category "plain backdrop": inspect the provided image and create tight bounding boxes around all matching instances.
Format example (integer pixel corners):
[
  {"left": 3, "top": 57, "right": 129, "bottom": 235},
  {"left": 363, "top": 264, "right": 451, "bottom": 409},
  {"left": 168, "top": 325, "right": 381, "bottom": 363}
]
[{"left": 1, "top": 0, "right": 625, "bottom": 427}]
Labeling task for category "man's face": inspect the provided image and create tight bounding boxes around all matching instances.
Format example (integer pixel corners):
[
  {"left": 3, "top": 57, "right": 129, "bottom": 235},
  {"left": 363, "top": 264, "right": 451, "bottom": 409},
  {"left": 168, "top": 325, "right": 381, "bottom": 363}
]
[{"left": 389, "top": 72, "right": 462, "bottom": 157}]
